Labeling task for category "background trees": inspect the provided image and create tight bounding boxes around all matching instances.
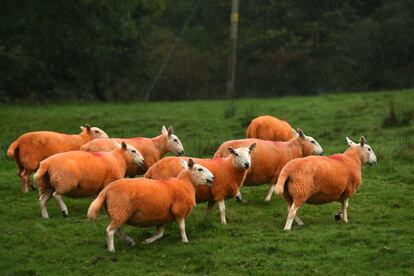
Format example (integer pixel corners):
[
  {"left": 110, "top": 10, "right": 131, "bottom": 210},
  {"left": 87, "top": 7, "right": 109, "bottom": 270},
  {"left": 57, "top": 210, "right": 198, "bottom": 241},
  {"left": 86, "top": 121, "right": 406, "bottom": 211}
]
[{"left": 1, "top": 0, "right": 413, "bottom": 102}]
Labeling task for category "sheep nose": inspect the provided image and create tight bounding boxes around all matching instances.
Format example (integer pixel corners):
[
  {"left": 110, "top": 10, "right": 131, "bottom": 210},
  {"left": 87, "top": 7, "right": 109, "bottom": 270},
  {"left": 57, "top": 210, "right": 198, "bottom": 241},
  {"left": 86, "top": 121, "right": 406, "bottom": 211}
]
[
  {"left": 319, "top": 151, "right": 324, "bottom": 156},
  {"left": 178, "top": 150, "right": 184, "bottom": 156},
  {"left": 243, "top": 162, "right": 250, "bottom": 168}
]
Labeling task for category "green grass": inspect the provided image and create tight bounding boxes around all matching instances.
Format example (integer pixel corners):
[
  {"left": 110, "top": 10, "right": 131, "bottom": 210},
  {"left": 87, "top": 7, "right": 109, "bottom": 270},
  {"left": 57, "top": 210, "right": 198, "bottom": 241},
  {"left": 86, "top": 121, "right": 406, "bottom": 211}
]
[{"left": 0, "top": 90, "right": 413, "bottom": 275}]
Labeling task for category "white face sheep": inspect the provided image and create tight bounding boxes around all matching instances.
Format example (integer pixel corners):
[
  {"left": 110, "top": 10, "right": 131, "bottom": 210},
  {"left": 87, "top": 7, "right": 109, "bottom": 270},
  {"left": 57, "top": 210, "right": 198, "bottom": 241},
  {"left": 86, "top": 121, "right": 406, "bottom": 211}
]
[
  {"left": 87, "top": 159, "right": 214, "bottom": 252},
  {"left": 144, "top": 144, "right": 256, "bottom": 224},
  {"left": 34, "top": 142, "right": 143, "bottom": 219},
  {"left": 275, "top": 136, "right": 377, "bottom": 230},
  {"left": 7, "top": 124, "right": 109, "bottom": 192}
]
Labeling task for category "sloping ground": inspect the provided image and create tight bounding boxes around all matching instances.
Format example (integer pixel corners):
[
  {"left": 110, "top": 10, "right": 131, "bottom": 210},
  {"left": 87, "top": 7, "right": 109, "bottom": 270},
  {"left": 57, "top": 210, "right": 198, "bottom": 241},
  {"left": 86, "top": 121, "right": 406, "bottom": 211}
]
[{"left": 0, "top": 90, "right": 413, "bottom": 274}]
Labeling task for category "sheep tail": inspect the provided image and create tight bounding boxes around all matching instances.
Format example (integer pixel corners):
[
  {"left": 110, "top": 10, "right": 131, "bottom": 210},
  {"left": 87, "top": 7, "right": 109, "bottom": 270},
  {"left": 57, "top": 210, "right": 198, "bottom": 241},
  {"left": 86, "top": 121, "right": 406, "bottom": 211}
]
[
  {"left": 34, "top": 162, "right": 48, "bottom": 189},
  {"left": 7, "top": 140, "right": 19, "bottom": 160},
  {"left": 87, "top": 186, "right": 109, "bottom": 220},
  {"left": 275, "top": 170, "right": 289, "bottom": 196}
]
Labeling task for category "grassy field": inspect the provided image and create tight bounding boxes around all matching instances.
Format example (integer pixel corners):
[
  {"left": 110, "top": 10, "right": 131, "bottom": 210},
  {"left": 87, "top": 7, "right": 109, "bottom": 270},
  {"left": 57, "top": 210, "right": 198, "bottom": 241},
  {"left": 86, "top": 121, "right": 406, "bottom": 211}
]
[{"left": 0, "top": 90, "right": 413, "bottom": 275}]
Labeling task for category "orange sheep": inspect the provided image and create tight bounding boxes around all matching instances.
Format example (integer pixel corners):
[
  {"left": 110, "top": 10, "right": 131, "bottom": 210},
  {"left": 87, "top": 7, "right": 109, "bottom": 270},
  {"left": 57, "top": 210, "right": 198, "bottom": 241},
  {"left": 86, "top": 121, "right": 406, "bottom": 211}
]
[
  {"left": 87, "top": 159, "right": 214, "bottom": 252},
  {"left": 144, "top": 144, "right": 256, "bottom": 224},
  {"left": 275, "top": 136, "right": 377, "bottom": 230},
  {"left": 80, "top": 125, "right": 184, "bottom": 176},
  {"left": 214, "top": 129, "right": 324, "bottom": 202},
  {"left": 246, "top": 115, "right": 297, "bottom": 141},
  {"left": 34, "top": 142, "right": 144, "bottom": 219},
  {"left": 6, "top": 124, "right": 108, "bottom": 192}
]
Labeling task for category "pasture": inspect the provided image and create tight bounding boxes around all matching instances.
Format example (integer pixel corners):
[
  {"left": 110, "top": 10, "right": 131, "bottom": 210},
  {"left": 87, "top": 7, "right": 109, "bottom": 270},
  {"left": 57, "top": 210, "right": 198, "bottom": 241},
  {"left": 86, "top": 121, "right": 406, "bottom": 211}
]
[{"left": 0, "top": 90, "right": 413, "bottom": 274}]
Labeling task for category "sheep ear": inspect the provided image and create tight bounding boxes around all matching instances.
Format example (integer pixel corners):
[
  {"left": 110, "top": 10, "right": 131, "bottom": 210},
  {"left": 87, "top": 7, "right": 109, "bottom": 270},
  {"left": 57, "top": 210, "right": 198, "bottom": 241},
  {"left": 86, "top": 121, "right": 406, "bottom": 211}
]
[
  {"left": 161, "top": 125, "right": 168, "bottom": 135},
  {"left": 179, "top": 159, "right": 188, "bottom": 169},
  {"left": 346, "top": 137, "right": 355, "bottom": 146},
  {"left": 228, "top": 147, "right": 236, "bottom": 155},
  {"left": 249, "top": 143, "right": 256, "bottom": 152},
  {"left": 359, "top": 136, "right": 366, "bottom": 147},
  {"left": 187, "top": 158, "right": 195, "bottom": 169},
  {"left": 85, "top": 124, "right": 91, "bottom": 131},
  {"left": 121, "top": 142, "right": 127, "bottom": 150},
  {"left": 292, "top": 128, "right": 299, "bottom": 138},
  {"left": 297, "top": 128, "right": 305, "bottom": 139},
  {"left": 167, "top": 126, "right": 174, "bottom": 137}
]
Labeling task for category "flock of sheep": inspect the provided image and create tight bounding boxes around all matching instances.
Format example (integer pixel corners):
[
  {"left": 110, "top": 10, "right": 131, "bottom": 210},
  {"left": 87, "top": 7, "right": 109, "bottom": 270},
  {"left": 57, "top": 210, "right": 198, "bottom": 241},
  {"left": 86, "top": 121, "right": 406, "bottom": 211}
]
[{"left": 7, "top": 115, "right": 377, "bottom": 252}]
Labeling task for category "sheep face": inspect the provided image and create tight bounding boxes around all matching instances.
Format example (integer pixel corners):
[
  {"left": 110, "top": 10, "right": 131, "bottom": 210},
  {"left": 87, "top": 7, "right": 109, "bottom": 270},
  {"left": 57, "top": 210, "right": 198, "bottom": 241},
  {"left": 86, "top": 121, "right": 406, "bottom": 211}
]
[
  {"left": 180, "top": 159, "right": 214, "bottom": 185},
  {"left": 120, "top": 142, "right": 145, "bottom": 167},
  {"left": 228, "top": 143, "right": 256, "bottom": 170},
  {"left": 346, "top": 136, "right": 377, "bottom": 166},
  {"left": 81, "top": 125, "right": 109, "bottom": 139},
  {"left": 162, "top": 125, "right": 185, "bottom": 156},
  {"left": 296, "top": 128, "right": 324, "bottom": 156}
]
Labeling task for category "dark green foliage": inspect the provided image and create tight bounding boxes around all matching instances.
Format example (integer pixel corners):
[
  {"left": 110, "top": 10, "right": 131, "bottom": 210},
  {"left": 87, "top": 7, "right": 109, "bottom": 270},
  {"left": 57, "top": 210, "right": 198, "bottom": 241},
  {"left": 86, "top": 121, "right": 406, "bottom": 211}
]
[{"left": 1, "top": 0, "right": 414, "bottom": 101}]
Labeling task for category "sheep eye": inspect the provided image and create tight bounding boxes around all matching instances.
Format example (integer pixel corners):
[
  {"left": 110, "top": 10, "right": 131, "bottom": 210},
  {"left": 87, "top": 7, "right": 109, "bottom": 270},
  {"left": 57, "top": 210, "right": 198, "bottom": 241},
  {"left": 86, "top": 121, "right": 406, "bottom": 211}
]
[
  {"left": 235, "top": 153, "right": 239, "bottom": 157},
  {"left": 95, "top": 130, "right": 100, "bottom": 134},
  {"left": 311, "top": 141, "right": 316, "bottom": 144},
  {"left": 197, "top": 168, "right": 203, "bottom": 172},
  {"left": 132, "top": 150, "right": 136, "bottom": 153},
  {"left": 368, "top": 148, "right": 371, "bottom": 151}
]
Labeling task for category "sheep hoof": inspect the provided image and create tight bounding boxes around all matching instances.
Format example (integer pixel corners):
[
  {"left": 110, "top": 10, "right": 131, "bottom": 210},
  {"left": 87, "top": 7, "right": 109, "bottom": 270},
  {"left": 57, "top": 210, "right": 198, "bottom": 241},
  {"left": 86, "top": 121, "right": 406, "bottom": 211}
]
[
  {"left": 62, "top": 211, "right": 68, "bottom": 217},
  {"left": 334, "top": 212, "right": 342, "bottom": 221},
  {"left": 126, "top": 241, "right": 136, "bottom": 247},
  {"left": 235, "top": 196, "right": 248, "bottom": 204},
  {"left": 30, "top": 185, "right": 37, "bottom": 191}
]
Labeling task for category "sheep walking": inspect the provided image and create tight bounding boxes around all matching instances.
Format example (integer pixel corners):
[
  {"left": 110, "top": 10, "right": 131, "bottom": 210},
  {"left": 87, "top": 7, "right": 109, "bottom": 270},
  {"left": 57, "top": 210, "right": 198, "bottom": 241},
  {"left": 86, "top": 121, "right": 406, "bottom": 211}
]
[
  {"left": 145, "top": 144, "right": 256, "bottom": 224},
  {"left": 81, "top": 125, "right": 184, "bottom": 176},
  {"left": 34, "top": 142, "right": 144, "bottom": 218},
  {"left": 275, "top": 136, "right": 377, "bottom": 230},
  {"left": 87, "top": 159, "right": 214, "bottom": 252},
  {"left": 214, "top": 129, "right": 323, "bottom": 202},
  {"left": 246, "top": 115, "right": 297, "bottom": 141},
  {"left": 7, "top": 124, "right": 108, "bottom": 192}
]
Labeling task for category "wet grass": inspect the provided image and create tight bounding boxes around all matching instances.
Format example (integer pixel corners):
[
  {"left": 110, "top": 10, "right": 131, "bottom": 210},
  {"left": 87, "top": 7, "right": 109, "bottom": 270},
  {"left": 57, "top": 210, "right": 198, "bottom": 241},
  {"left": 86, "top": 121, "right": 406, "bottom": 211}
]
[{"left": 0, "top": 89, "right": 413, "bottom": 274}]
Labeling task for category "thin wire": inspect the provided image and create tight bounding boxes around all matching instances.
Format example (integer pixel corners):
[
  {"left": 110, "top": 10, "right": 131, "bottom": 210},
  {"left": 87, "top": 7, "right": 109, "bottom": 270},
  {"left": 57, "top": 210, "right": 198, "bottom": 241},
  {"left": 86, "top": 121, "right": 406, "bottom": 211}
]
[{"left": 144, "top": 0, "right": 201, "bottom": 101}]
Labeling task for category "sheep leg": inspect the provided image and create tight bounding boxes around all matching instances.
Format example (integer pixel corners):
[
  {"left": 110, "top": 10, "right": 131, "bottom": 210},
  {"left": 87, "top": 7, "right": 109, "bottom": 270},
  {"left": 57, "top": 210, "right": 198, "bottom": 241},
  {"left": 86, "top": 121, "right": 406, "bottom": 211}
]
[
  {"left": 265, "top": 184, "right": 276, "bottom": 202},
  {"left": 39, "top": 190, "right": 53, "bottom": 219},
  {"left": 341, "top": 198, "right": 349, "bottom": 223},
  {"left": 20, "top": 170, "right": 30, "bottom": 193},
  {"left": 142, "top": 225, "right": 165, "bottom": 244},
  {"left": 218, "top": 200, "right": 227, "bottom": 224},
  {"left": 284, "top": 203, "right": 300, "bottom": 230},
  {"left": 288, "top": 204, "right": 304, "bottom": 226},
  {"left": 53, "top": 191, "right": 68, "bottom": 217},
  {"left": 205, "top": 201, "right": 215, "bottom": 217},
  {"left": 177, "top": 218, "right": 188, "bottom": 243},
  {"left": 106, "top": 224, "right": 118, "bottom": 252},
  {"left": 115, "top": 229, "right": 136, "bottom": 246}
]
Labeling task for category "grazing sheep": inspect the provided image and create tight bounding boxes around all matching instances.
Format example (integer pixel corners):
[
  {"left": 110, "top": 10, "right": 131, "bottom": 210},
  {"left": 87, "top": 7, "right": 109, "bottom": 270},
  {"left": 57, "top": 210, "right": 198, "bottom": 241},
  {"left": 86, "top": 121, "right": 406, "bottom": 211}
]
[
  {"left": 87, "top": 159, "right": 214, "bottom": 252},
  {"left": 214, "top": 129, "right": 324, "bottom": 202},
  {"left": 246, "top": 115, "right": 298, "bottom": 141},
  {"left": 34, "top": 142, "right": 144, "bottom": 219},
  {"left": 81, "top": 125, "right": 184, "bottom": 176},
  {"left": 7, "top": 125, "right": 108, "bottom": 192},
  {"left": 144, "top": 144, "right": 256, "bottom": 224},
  {"left": 275, "top": 136, "right": 377, "bottom": 230}
]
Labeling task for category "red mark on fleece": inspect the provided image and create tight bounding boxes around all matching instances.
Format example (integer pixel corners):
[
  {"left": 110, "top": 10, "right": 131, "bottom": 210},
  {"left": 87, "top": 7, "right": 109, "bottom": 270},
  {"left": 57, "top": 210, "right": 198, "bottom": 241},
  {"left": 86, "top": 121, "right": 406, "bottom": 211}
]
[
  {"left": 90, "top": 152, "right": 106, "bottom": 157},
  {"left": 212, "top": 158, "right": 224, "bottom": 164},
  {"left": 328, "top": 154, "right": 344, "bottom": 161}
]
